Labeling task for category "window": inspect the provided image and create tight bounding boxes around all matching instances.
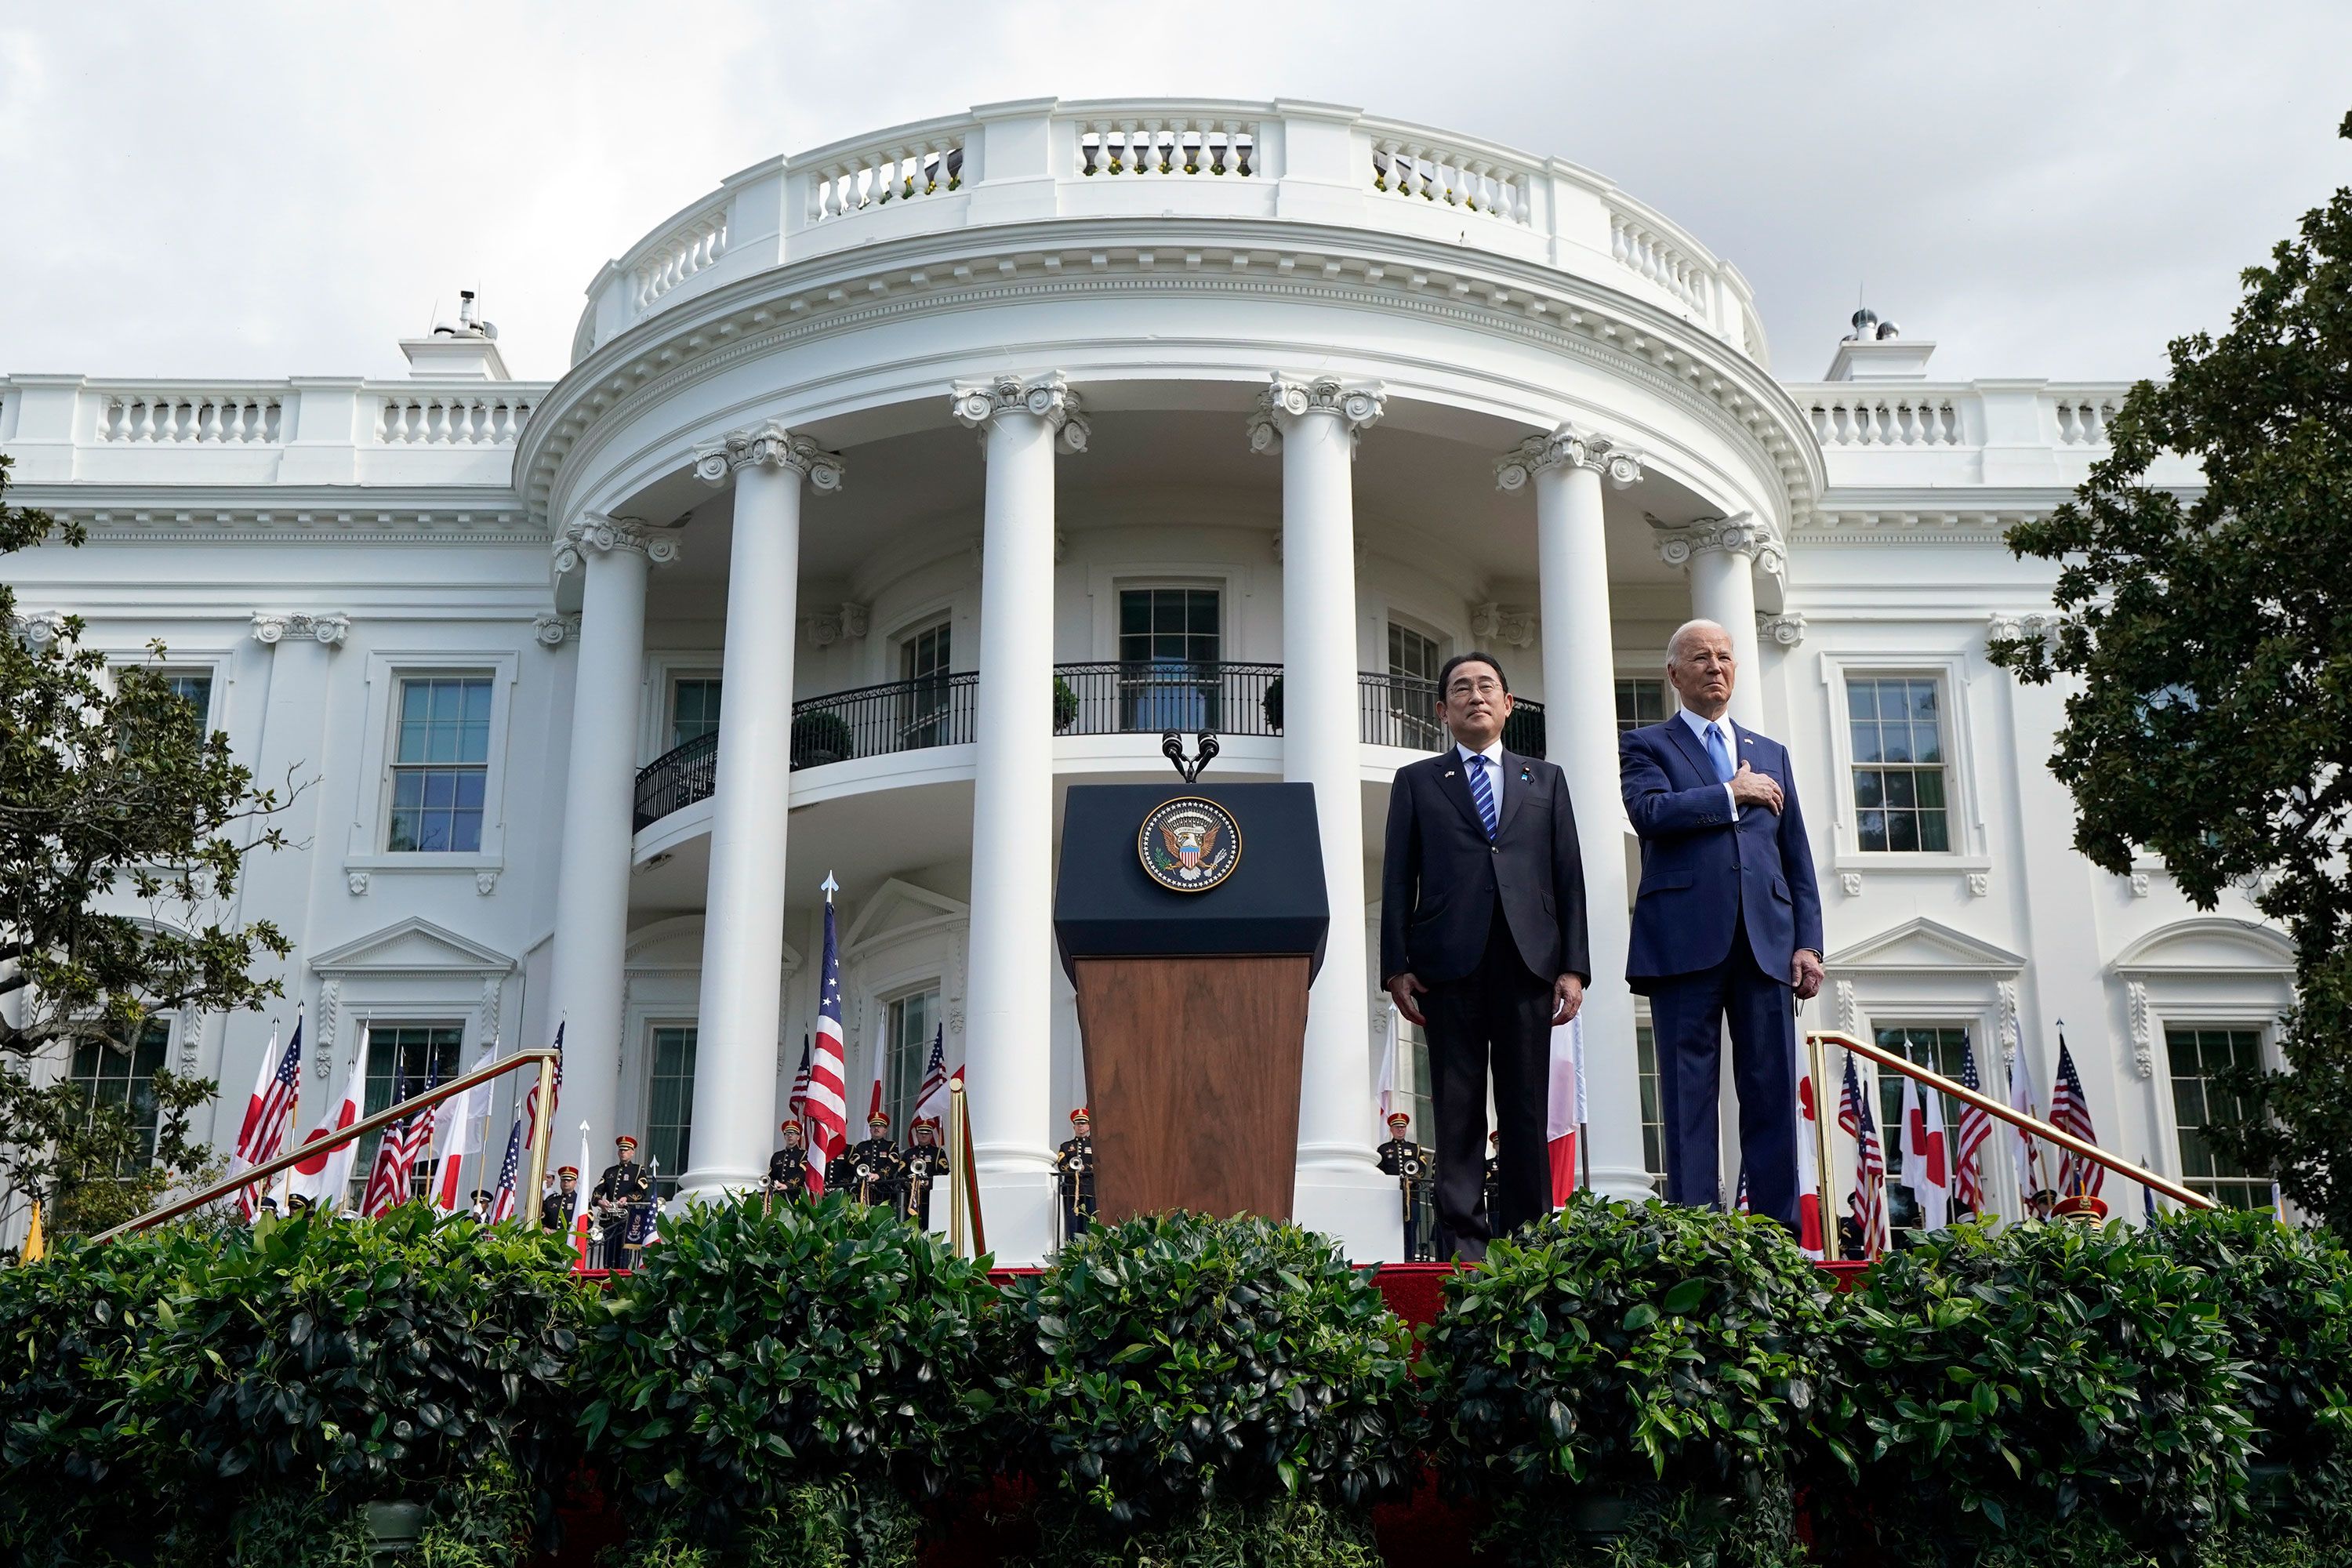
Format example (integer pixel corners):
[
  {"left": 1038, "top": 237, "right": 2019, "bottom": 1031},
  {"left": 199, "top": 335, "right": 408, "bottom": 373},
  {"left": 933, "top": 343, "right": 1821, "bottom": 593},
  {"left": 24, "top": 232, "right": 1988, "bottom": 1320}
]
[
  {"left": 387, "top": 676, "right": 492, "bottom": 852},
  {"left": 882, "top": 989, "right": 940, "bottom": 1139},
  {"left": 1118, "top": 588, "right": 1221, "bottom": 729},
  {"left": 1635, "top": 1023, "right": 1666, "bottom": 1192},
  {"left": 1871, "top": 1026, "right": 1975, "bottom": 1227},
  {"left": 1617, "top": 677, "right": 1668, "bottom": 732},
  {"left": 1387, "top": 623, "right": 1441, "bottom": 688},
  {"left": 1847, "top": 677, "right": 1950, "bottom": 852},
  {"left": 647, "top": 1025, "right": 697, "bottom": 1200},
  {"left": 355, "top": 1024, "right": 463, "bottom": 1203},
  {"left": 670, "top": 677, "right": 721, "bottom": 750},
  {"left": 2169, "top": 1026, "right": 2270, "bottom": 1210},
  {"left": 162, "top": 672, "right": 213, "bottom": 727},
  {"left": 69, "top": 1021, "right": 170, "bottom": 1173},
  {"left": 900, "top": 623, "right": 953, "bottom": 747},
  {"left": 1385, "top": 624, "right": 1446, "bottom": 748}
]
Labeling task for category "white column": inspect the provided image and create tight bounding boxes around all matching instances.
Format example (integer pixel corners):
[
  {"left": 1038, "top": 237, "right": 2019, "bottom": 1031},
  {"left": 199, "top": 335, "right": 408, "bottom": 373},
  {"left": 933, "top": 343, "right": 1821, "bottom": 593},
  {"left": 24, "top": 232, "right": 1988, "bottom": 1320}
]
[
  {"left": 1657, "top": 514, "right": 1784, "bottom": 732},
  {"left": 677, "top": 423, "right": 843, "bottom": 1200},
  {"left": 953, "top": 372, "right": 1087, "bottom": 1265},
  {"left": 545, "top": 517, "right": 673, "bottom": 1159},
  {"left": 1498, "top": 426, "right": 1653, "bottom": 1203},
  {"left": 1248, "top": 374, "right": 1396, "bottom": 1258}
]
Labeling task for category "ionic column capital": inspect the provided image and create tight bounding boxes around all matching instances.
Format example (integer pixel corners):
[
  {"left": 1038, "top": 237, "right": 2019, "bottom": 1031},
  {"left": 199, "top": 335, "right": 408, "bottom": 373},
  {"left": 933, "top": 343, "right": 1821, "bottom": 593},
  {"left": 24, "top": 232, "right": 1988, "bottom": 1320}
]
[
  {"left": 1247, "top": 374, "right": 1385, "bottom": 453},
  {"left": 1651, "top": 511, "right": 1786, "bottom": 579},
  {"left": 251, "top": 612, "right": 350, "bottom": 648},
  {"left": 1495, "top": 423, "right": 1646, "bottom": 492},
  {"left": 949, "top": 372, "right": 1090, "bottom": 453},
  {"left": 551, "top": 513, "right": 682, "bottom": 577},
  {"left": 691, "top": 421, "right": 848, "bottom": 490},
  {"left": 1757, "top": 611, "right": 1807, "bottom": 648}
]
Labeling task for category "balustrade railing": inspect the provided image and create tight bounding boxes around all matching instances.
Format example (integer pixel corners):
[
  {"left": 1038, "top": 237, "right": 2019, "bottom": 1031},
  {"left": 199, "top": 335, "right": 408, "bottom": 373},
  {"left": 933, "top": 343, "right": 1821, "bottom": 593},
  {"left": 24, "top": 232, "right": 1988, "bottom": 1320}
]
[
  {"left": 1367, "top": 141, "right": 1529, "bottom": 224},
  {"left": 1359, "top": 672, "right": 1547, "bottom": 757},
  {"left": 1054, "top": 660, "right": 1281, "bottom": 737},
  {"left": 633, "top": 731, "right": 719, "bottom": 832},
  {"left": 790, "top": 670, "right": 978, "bottom": 767},
  {"left": 811, "top": 140, "right": 967, "bottom": 221},
  {"left": 377, "top": 391, "right": 535, "bottom": 445},
  {"left": 1609, "top": 210, "right": 1712, "bottom": 318},
  {"left": 97, "top": 390, "right": 283, "bottom": 444},
  {"left": 1805, "top": 392, "right": 1966, "bottom": 448},
  {"left": 630, "top": 203, "right": 730, "bottom": 313},
  {"left": 1076, "top": 119, "right": 1256, "bottom": 179}
]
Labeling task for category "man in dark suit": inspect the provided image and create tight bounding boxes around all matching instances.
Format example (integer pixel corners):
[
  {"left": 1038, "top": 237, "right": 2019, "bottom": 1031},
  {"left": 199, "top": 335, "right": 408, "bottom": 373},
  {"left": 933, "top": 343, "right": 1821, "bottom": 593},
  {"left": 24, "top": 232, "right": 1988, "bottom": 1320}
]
[
  {"left": 1620, "top": 619, "right": 1824, "bottom": 1232},
  {"left": 1381, "top": 652, "right": 1589, "bottom": 1261}
]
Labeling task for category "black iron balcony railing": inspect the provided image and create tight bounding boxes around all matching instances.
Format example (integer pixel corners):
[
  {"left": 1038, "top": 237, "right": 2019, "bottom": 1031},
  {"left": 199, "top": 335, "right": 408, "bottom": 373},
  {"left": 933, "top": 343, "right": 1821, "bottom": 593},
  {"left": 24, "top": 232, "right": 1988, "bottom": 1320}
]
[
  {"left": 1358, "top": 672, "right": 1546, "bottom": 758},
  {"left": 1054, "top": 659, "right": 1283, "bottom": 737},
  {"left": 631, "top": 663, "right": 1548, "bottom": 831}
]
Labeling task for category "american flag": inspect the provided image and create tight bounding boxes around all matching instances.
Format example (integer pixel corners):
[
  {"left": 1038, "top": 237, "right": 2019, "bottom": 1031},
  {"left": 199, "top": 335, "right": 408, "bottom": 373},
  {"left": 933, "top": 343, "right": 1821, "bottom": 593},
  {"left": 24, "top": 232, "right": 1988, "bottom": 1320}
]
[
  {"left": 788, "top": 1034, "right": 812, "bottom": 1132},
  {"left": 2049, "top": 1036, "right": 2104, "bottom": 1197},
  {"left": 913, "top": 1025, "right": 949, "bottom": 1129},
  {"left": 359, "top": 1065, "right": 413, "bottom": 1218},
  {"left": 804, "top": 886, "right": 851, "bottom": 1194},
  {"left": 1838, "top": 1052, "right": 1887, "bottom": 1258},
  {"left": 488, "top": 1112, "right": 524, "bottom": 1222},
  {"left": 1952, "top": 1040, "right": 1994, "bottom": 1215},
  {"left": 235, "top": 1016, "right": 302, "bottom": 1218},
  {"left": 521, "top": 1022, "right": 564, "bottom": 1167}
]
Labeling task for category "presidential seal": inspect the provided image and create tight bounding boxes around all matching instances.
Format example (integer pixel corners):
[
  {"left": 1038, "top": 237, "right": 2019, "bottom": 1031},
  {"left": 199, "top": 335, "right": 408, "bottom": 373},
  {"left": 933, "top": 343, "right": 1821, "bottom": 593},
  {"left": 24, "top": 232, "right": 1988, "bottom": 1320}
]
[{"left": 1138, "top": 796, "right": 1241, "bottom": 893}]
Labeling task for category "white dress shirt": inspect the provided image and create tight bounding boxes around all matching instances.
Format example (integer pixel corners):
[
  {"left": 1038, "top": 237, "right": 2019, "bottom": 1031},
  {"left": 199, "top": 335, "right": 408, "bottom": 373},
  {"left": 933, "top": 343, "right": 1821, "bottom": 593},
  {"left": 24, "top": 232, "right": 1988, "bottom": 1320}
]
[
  {"left": 1675, "top": 706, "right": 1740, "bottom": 816},
  {"left": 1454, "top": 738, "right": 1506, "bottom": 821}
]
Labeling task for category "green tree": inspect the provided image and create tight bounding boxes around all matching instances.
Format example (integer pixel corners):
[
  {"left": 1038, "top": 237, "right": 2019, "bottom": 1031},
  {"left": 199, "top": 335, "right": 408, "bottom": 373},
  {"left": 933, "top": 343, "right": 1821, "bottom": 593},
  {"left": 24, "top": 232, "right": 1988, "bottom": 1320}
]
[
  {"left": 0, "top": 452, "right": 292, "bottom": 1237},
  {"left": 1992, "top": 112, "right": 2352, "bottom": 1230}
]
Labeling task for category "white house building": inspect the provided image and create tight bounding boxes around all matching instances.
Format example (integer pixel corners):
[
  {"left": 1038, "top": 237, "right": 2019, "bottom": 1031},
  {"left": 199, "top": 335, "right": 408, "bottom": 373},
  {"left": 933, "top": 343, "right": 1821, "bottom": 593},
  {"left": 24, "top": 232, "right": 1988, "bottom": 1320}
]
[{"left": 1, "top": 100, "right": 2286, "bottom": 1262}]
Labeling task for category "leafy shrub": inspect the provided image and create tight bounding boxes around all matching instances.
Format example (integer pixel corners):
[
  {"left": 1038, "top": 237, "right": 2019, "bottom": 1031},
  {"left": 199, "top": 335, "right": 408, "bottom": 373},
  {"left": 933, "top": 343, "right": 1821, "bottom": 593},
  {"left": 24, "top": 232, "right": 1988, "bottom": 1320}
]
[
  {"left": 997, "top": 1210, "right": 1421, "bottom": 1563},
  {"left": 1054, "top": 675, "right": 1080, "bottom": 732},
  {"left": 575, "top": 1194, "right": 1000, "bottom": 1566},
  {"left": 1421, "top": 1195, "right": 1832, "bottom": 1568},
  {"left": 1822, "top": 1219, "right": 2249, "bottom": 1567},
  {"left": 791, "top": 710, "right": 855, "bottom": 765},
  {"left": 2146, "top": 1210, "right": 2352, "bottom": 1554},
  {"left": 0, "top": 1224, "right": 210, "bottom": 1566},
  {"left": 132, "top": 1203, "right": 584, "bottom": 1546}
]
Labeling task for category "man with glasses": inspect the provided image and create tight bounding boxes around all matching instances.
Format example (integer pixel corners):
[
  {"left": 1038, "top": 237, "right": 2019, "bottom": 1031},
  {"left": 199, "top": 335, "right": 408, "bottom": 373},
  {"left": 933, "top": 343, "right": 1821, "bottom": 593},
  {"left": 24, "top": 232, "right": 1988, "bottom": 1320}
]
[{"left": 1381, "top": 652, "right": 1590, "bottom": 1261}]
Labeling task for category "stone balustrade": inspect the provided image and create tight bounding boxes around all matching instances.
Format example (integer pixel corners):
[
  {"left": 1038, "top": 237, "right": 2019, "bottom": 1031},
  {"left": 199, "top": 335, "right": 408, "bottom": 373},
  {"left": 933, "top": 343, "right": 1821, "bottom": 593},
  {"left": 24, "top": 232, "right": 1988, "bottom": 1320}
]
[
  {"left": 0, "top": 376, "right": 551, "bottom": 485},
  {"left": 568, "top": 98, "right": 1773, "bottom": 368}
]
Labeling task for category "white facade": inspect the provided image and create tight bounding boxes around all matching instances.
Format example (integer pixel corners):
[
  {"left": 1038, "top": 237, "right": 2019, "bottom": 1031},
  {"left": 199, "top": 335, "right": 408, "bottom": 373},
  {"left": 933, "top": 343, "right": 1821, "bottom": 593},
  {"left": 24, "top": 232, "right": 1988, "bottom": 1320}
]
[{"left": 2, "top": 100, "right": 2288, "bottom": 1260}]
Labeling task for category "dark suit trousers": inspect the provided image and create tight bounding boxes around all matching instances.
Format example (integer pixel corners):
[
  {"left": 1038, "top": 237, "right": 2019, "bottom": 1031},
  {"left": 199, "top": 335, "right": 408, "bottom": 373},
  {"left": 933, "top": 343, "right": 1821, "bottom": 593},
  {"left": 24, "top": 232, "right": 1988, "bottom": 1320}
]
[
  {"left": 1648, "top": 911, "right": 1799, "bottom": 1230},
  {"left": 1422, "top": 900, "right": 1554, "bottom": 1259}
]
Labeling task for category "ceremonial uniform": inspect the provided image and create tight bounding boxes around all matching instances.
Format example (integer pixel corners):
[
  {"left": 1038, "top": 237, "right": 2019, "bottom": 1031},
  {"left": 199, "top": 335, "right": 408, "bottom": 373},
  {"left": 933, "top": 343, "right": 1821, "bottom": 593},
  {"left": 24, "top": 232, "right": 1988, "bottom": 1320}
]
[
  {"left": 829, "top": 1112, "right": 907, "bottom": 1209},
  {"left": 1376, "top": 1114, "right": 1438, "bottom": 1262},
  {"left": 902, "top": 1123, "right": 949, "bottom": 1228},
  {"left": 592, "top": 1137, "right": 653, "bottom": 1269},
  {"left": 1055, "top": 1109, "right": 1097, "bottom": 1244},
  {"left": 540, "top": 1166, "right": 579, "bottom": 1232},
  {"left": 467, "top": 1190, "right": 492, "bottom": 1225},
  {"left": 766, "top": 1126, "right": 812, "bottom": 1201},
  {"left": 1481, "top": 1134, "right": 1502, "bottom": 1236}
]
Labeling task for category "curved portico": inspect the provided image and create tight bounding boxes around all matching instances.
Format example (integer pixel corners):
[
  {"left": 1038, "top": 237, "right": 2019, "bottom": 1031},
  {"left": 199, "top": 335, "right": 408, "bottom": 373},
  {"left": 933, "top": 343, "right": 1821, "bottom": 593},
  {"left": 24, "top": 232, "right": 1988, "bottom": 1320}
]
[{"left": 524, "top": 100, "right": 1820, "bottom": 1261}]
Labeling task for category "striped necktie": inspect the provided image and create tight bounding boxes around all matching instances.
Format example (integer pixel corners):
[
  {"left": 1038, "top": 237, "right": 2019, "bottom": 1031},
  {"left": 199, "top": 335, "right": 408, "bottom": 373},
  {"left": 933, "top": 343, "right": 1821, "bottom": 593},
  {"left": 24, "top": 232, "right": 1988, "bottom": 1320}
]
[{"left": 1466, "top": 753, "right": 1498, "bottom": 838}]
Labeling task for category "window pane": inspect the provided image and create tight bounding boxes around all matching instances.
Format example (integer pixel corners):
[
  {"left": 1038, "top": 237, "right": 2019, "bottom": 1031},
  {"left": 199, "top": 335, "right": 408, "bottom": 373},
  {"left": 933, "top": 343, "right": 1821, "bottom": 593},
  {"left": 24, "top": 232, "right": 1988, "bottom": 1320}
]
[
  {"left": 1887, "top": 812, "right": 1919, "bottom": 852},
  {"left": 647, "top": 1026, "right": 697, "bottom": 1199},
  {"left": 1636, "top": 1024, "right": 1664, "bottom": 1190},
  {"left": 70, "top": 1020, "right": 174, "bottom": 1174},
  {"left": 884, "top": 989, "right": 940, "bottom": 1139},
  {"left": 1857, "top": 810, "right": 1887, "bottom": 851},
  {"left": 1918, "top": 812, "right": 1949, "bottom": 852},
  {"left": 2169, "top": 1026, "right": 2269, "bottom": 1207},
  {"left": 1847, "top": 683, "right": 1878, "bottom": 720}
]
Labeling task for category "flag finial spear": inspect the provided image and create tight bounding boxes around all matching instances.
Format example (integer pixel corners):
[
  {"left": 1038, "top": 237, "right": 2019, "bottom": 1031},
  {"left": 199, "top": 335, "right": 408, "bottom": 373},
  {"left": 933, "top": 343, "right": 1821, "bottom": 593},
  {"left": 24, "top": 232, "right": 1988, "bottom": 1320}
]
[{"left": 822, "top": 872, "right": 839, "bottom": 902}]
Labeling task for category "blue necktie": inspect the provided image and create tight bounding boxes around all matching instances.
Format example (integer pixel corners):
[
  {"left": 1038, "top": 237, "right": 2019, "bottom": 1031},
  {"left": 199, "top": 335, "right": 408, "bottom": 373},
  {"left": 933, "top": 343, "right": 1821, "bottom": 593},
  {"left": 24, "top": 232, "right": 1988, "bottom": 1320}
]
[
  {"left": 1466, "top": 753, "right": 1498, "bottom": 838},
  {"left": 1705, "top": 722, "right": 1734, "bottom": 784}
]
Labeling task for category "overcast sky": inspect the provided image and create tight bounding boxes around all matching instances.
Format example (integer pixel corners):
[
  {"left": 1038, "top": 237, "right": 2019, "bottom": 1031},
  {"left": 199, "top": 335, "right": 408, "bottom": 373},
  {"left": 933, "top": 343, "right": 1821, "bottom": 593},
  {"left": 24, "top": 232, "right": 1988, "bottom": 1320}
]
[{"left": 3, "top": 3, "right": 2346, "bottom": 387}]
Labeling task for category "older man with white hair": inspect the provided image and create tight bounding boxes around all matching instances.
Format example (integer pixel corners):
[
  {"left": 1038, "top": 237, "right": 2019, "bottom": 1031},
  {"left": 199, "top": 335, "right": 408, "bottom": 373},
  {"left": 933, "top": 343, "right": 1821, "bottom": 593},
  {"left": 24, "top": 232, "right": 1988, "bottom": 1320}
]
[{"left": 1620, "top": 619, "right": 1824, "bottom": 1232}]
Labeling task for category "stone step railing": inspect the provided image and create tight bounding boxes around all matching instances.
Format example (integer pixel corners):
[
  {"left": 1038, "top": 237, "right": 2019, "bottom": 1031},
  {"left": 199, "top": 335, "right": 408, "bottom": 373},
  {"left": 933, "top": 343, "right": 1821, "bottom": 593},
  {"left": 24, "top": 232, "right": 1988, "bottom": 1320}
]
[
  {"left": 572, "top": 99, "right": 1770, "bottom": 368},
  {"left": 0, "top": 377, "right": 554, "bottom": 485}
]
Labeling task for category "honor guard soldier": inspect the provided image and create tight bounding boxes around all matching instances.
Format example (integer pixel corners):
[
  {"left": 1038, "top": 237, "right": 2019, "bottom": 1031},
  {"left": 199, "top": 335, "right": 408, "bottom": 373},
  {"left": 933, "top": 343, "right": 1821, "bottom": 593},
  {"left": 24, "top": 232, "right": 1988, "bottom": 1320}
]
[
  {"left": 1482, "top": 1131, "right": 1502, "bottom": 1238},
  {"left": 902, "top": 1118, "right": 949, "bottom": 1228},
  {"left": 765, "top": 1121, "right": 811, "bottom": 1206},
  {"left": 591, "top": 1136, "right": 653, "bottom": 1269},
  {"left": 1376, "top": 1112, "right": 1439, "bottom": 1262},
  {"left": 829, "top": 1111, "right": 907, "bottom": 1209},
  {"left": 540, "top": 1166, "right": 579, "bottom": 1232},
  {"left": 465, "top": 1189, "right": 492, "bottom": 1223},
  {"left": 1054, "top": 1107, "right": 1097, "bottom": 1246}
]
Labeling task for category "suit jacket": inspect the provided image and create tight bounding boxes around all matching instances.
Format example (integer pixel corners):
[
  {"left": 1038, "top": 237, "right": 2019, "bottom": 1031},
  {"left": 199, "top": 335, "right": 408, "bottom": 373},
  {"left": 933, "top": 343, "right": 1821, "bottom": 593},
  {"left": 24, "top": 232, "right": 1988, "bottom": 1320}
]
[
  {"left": 1619, "top": 717, "right": 1824, "bottom": 989},
  {"left": 1380, "top": 747, "right": 1591, "bottom": 987}
]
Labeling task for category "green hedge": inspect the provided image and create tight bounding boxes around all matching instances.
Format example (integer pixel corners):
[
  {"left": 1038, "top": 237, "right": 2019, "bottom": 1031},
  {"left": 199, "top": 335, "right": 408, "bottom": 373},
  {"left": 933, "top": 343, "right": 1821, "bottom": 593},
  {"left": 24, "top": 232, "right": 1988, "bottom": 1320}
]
[
  {"left": 1421, "top": 1196, "right": 1833, "bottom": 1568},
  {"left": 575, "top": 1193, "right": 1002, "bottom": 1568},
  {"left": 999, "top": 1211, "right": 1421, "bottom": 1566}
]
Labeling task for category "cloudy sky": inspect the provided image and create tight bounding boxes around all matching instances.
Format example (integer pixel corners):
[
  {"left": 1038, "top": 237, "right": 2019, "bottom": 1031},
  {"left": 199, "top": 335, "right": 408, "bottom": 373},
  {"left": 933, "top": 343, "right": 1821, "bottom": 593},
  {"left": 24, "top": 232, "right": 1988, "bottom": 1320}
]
[{"left": 3, "top": 3, "right": 2346, "bottom": 386}]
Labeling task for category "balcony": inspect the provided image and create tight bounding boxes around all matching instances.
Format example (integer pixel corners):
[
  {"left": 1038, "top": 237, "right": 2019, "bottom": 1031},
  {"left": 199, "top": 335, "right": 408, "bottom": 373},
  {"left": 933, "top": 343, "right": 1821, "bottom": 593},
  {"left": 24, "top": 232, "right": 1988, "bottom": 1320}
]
[{"left": 632, "top": 662, "right": 1545, "bottom": 830}]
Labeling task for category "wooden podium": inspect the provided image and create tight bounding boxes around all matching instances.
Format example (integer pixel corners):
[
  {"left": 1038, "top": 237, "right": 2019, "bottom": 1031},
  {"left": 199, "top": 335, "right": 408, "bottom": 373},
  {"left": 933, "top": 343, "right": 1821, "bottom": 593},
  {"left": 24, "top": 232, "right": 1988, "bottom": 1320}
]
[{"left": 1054, "top": 783, "right": 1330, "bottom": 1224}]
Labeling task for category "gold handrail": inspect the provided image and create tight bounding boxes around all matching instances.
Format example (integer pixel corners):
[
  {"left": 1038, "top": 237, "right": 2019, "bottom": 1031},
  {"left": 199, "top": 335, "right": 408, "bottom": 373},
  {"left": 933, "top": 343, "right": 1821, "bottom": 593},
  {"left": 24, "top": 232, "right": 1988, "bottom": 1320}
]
[
  {"left": 1808, "top": 1029, "right": 2215, "bottom": 1213},
  {"left": 89, "top": 1047, "right": 563, "bottom": 1243}
]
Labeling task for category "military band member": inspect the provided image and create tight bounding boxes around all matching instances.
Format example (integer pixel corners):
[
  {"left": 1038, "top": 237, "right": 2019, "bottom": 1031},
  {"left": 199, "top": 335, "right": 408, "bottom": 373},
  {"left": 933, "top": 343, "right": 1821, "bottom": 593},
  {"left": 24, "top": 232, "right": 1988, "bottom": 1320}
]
[
  {"left": 540, "top": 1165, "right": 579, "bottom": 1232},
  {"left": 765, "top": 1120, "right": 811, "bottom": 1204},
  {"left": 902, "top": 1118, "right": 949, "bottom": 1228},
  {"left": 1055, "top": 1107, "right": 1097, "bottom": 1244},
  {"left": 592, "top": 1135, "right": 653, "bottom": 1269},
  {"left": 1482, "top": 1131, "right": 1502, "bottom": 1237},
  {"left": 829, "top": 1111, "right": 907, "bottom": 1209},
  {"left": 1376, "top": 1112, "right": 1438, "bottom": 1262}
]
